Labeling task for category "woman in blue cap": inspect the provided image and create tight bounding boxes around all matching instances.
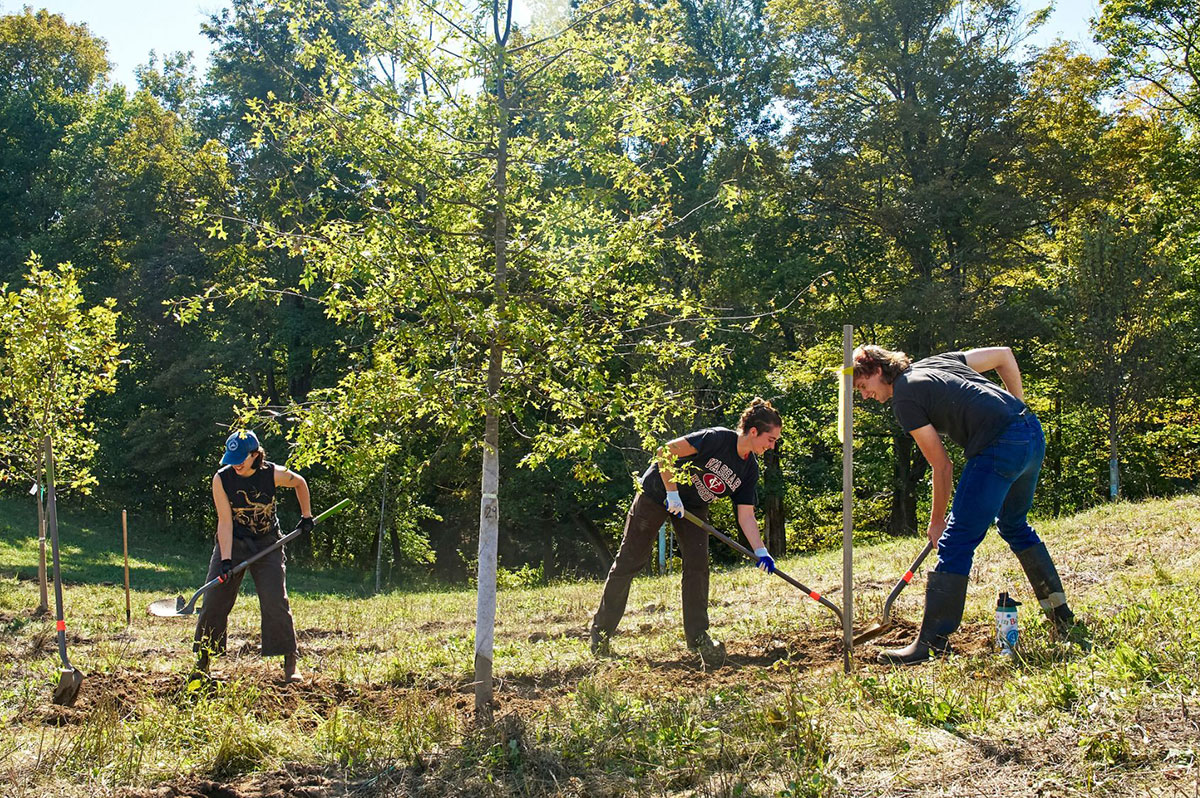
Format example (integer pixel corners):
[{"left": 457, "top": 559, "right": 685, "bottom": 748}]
[{"left": 192, "top": 430, "right": 315, "bottom": 683}]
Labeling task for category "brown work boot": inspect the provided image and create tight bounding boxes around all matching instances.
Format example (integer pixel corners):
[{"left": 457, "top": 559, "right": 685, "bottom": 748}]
[
  {"left": 689, "top": 631, "right": 727, "bottom": 667},
  {"left": 186, "top": 651, "right": 215, "bottom": 692},
  {"left": 1014, "top": 543, "right": 1091, "bottom": 650},
  {"left": 589, "top": 626, "right": 613, "bottom": 657},
  {"left": 283, "top": 653, "right": 304, "bottom": 684}
]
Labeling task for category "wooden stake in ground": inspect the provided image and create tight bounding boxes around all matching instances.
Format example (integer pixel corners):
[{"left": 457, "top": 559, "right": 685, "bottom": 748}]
[
  {"left": 122, "top": 510, "right": 131, "bottom": 627},
  {"left": 375, "top": 465, "right": 387, "bottom": 594},
  {"left": 841, "top": 325, "right": 854, "bottom": 673}
]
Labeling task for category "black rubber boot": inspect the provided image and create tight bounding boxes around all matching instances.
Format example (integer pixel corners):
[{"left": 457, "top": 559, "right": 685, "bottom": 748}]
[
  {"left": 878, "top": 572, "right": 968, "bottom": 666},
  {"left": 1015, "top": 543, "right": 1085, "bottom": 643}
]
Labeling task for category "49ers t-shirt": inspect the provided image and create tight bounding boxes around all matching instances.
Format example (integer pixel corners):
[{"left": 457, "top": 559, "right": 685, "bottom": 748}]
[{"left": 640, "top": 427, "right": 759, "bottom": 511}]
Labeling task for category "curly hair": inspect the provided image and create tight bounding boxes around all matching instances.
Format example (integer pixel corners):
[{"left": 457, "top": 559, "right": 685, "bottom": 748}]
[{"left": 852, "top": 345, "right": 912, "bottom": 385}]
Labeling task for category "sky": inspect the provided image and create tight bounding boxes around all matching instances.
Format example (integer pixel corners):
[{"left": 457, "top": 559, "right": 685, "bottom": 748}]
[{"left": 6, "top": 0, "right": 1103, "bottom": 90}]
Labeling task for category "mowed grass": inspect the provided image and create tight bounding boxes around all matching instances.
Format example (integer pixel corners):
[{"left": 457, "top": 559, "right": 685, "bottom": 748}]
[{"left": 0, "top": 494, "right": 1198, "bottom": 797}]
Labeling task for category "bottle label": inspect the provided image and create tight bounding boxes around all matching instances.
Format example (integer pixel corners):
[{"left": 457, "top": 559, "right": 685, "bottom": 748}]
[{"left": 996, "top": 610, "right": 1018, "bottom": 655}]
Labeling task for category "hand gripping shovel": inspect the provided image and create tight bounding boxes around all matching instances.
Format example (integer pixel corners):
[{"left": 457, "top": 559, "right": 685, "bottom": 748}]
[
  {"left": 148, "top": 498, "right": 352, "bottom": 618},
  {"left": 44, "top": 438, "right": 84, "bottom": 706},
  {"left": 681, "top": 510, "right": 844, "bottom": 624},
  {"left": 852, "top": 541, "right": 933, "bottom": 645}
]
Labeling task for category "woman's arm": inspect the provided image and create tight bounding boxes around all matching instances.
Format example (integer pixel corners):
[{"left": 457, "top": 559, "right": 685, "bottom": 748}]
[
  {"left": 275, "top": 466, "right": 312, "bottom": 517},
  {"left": 737, "top": 503, "right": 775, "bottom": 572},
  {"left": 657, "top": 436, "right": 698, "bottom": 492},
  {"left": 964, "top": 346, "right": 1023, "bottom": 401},
  {"left": 736, "top": 503, "right": 767, "bottom": 552},
  {"left": 211, "top": 474, "right": 233, "bottom": 561}
]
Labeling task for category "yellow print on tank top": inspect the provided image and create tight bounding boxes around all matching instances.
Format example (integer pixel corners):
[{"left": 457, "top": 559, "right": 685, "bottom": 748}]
[{"left": 233, "top": 490, "right": 276, "bottom": 535}]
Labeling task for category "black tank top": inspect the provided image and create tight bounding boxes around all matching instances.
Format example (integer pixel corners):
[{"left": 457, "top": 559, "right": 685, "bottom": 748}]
[{"left": 217, "top": 461, "right": 280, "bottom": 538}]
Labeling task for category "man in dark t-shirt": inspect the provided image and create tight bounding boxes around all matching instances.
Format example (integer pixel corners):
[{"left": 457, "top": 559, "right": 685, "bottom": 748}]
[
  {"left": 590, "top": 400, "right": 782, "bottom": 666},
  {"left": 854, "top": 346, "right": 1082, "bottom": 665}
]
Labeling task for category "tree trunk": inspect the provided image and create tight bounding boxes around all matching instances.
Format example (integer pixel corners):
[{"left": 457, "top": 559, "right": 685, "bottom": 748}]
[
  {"left": 475, "top": 405, "right": 500, "bottom": 724},
  {"left": 888, "top": 432, "right": 927, "bottom": 536},
  {"left": 542, "top": 535, "right": 556, "bottom": 581},
  {"left": 476, "top": 6, "right": 512, "bottom": 724},
  {"left": 1052, "top": 394, "right": 1062, "bottom": 516},
  {"left": 35, "top": 469, "right": 48, "bottom": 616},
  {"left": 389, "top": 524, "right": 404, "bottom": 567},
  {"left": 761, "top": 447, "right": 785, "bottom": 556},
  {"left": 375, "top": 466, "right": 387, "bottom": 594},
  {"left": 572, "top": 512, "right": 614, "bottom": 570}
]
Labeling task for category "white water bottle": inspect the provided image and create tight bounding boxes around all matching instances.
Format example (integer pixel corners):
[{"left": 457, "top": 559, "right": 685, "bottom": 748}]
[{"left": 996, "top": 591, "right": 1020, "bottom": 656}]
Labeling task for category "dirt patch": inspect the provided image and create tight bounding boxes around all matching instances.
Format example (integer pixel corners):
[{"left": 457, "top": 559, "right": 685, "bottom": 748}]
[
  {"left": 296, "top": 627, "right": 356, "bottom": 642},
  {"left": 526, "top": 626, "right": 588, "bottom": 643},
  {"left": 119, "top": 764, "right": 338, "bottom": 798},
  {"left": 23, "top": 670, "right": 183, "bottom": 726},
  {"left": 851, "top": 619, "right": 998, "bottom": 660}
]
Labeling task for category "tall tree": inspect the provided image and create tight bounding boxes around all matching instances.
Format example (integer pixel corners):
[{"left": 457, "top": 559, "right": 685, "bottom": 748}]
[
  {"left": 0, "top": 8, "right": 107, "bottom": 277},
  {"left": 187, "top": 0, "right": 720, "bottom": 720},
  {"left": 769, "top": 0, "right": 1044, "bottom": 534},
  {"left": 1057, "top": 205, "right": 1176, "bottom": 500},
  {"left": 1096, "top": 0, "right": 1200, "bottom": 123},
  {"left": 0, "top": 256, "right": 122, "bottom": 612}
]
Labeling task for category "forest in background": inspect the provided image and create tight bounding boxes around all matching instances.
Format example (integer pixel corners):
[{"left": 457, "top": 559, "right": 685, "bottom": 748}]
[{"left": 1, "top": 0, "right": 1198, "bottom": 585}]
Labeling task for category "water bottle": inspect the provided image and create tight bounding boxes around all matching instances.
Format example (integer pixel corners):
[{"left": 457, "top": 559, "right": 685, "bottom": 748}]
[{"left": 996, "top": 591, "right": 1021, "bottom": 656}]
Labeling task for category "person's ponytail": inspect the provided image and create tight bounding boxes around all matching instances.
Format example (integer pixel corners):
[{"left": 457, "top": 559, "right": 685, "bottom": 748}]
[{"left": 738, "top": 398, "right": 782, "bottom": 434}]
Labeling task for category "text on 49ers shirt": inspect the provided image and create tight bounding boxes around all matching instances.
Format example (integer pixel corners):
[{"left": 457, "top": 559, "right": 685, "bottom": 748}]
[{"left": 640, "top": 427, "right": 760, "bottom": 511}]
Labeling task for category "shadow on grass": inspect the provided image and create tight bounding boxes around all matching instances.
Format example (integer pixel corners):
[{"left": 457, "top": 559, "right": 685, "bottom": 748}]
[{"left": 0, "top": 497, "right": 370, "bottom": 597}]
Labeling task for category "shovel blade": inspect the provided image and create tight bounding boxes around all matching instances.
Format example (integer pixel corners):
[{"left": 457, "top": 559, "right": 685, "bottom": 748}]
[
  {"left": 52, "top": 667, "right": 84, "bottom": 706},
  {"left": 852, "top": 620, "right": 893, "bottom": 646},
  {"left": 148, "top": 596, "right": 190, "bottom": 617}
]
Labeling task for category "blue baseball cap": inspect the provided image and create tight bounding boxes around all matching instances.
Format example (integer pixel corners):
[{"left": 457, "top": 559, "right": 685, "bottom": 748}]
[{"left": 221, "top": 430, "right": 260, "bottom": 465}]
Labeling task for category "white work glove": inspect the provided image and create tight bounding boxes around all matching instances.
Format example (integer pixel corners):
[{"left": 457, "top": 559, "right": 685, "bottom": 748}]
[{"left": 664, "top": 490, "right": 685, "bottom": 518}]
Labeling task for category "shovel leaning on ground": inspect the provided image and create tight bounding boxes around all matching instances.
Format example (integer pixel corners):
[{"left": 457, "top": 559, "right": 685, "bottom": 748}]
[
  {"left": 681, "top": 510, "right": 844, "bottom": 623},
  {"left": 852, "top": 541, "right": 934, "bottom": 645},
  {"left": 148, "top": 498, "right": 352, "bottom": 618},
  {"left": 44, "top": 437, "right": 84, "bottom": 707}
]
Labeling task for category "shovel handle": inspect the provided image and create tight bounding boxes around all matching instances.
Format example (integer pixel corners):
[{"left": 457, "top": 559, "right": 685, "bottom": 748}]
[
  {"left": 43, "top": 437, "right": 76, "bottom": 671},
  {"left": 681, "top": 510, "right": 844, "bottom": 623},
  {"left": 879, "top": 541, "right": 934, "bottom": 621},
  {"left": 227, "top": 497, "right": 352, "bottom": 578},
  {"left": 184, "top": 498, "right": 352, "bottom": 611}
]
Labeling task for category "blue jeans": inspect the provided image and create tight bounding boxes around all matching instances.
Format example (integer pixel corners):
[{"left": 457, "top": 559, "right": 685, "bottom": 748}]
[{"left": 935, "top": 413, "right": 1045, "bottom": 576}]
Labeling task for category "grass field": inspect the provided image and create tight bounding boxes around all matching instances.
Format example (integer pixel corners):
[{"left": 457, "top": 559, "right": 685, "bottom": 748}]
[{"left": 1, "top": 493, "right": 1198, "bottom": 797}]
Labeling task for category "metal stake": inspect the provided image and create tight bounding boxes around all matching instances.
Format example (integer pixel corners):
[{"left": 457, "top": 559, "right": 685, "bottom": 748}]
[{"left": 841, "top": 324, "right": 854, "bottom": 672}]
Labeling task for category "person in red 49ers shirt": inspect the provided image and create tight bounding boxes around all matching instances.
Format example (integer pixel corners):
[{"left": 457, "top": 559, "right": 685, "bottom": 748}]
[{"left": 590, "top": 398, "right": 782, "bottom": 666}]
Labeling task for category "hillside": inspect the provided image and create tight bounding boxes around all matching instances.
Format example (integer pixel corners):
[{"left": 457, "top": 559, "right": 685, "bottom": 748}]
[{"left": 1, "top": 494, "right": 1198, "bottom": 797}]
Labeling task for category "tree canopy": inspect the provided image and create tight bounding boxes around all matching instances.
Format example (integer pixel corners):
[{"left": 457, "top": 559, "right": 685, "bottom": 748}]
[{"left": 0, "top": 0, "right": 1197, "bottom": 590}]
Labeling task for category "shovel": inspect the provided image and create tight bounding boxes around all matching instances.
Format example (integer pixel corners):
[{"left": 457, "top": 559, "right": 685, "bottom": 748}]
[
  {"left": 681, "top": 510, "right": 844, "bottom": 623},
  {"left": 852, "top": 541, "right": 934, "bottom": 645},
  {"left": 44, "top": 437, "right": 84, "bottom": 706},
  {"left": 148, "top": 498, "right": 352, "bottom": 618}
]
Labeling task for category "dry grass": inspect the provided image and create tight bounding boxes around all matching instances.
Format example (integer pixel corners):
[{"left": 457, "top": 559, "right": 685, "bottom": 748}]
[{"left": 0, "top": 494, "right": 1198, "bottom": 797}]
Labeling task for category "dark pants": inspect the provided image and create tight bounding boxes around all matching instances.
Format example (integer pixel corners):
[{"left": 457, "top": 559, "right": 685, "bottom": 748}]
[
  {"left": 192, "top": 532, "right": 297, "bottom": 658},
  {"left": 935, "top": 413, "right": 1046, "bottom": 576},
  {"left": 592, "top": 493, "right": 711, "bottom": 643}
]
